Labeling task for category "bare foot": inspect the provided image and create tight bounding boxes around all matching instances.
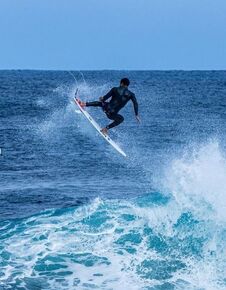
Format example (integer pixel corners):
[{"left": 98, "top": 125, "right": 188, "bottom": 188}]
[
  {"left": 100, "top": 127, "right": 108, "bottom": 135},
  {"left": 76, "top": 99, "right": 86, "bottom": 108}
]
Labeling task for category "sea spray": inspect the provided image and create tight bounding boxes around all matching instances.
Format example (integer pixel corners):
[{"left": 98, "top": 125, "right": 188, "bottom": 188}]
[{"left": 164, "top": 140, "right": 226, "bottom": 222}]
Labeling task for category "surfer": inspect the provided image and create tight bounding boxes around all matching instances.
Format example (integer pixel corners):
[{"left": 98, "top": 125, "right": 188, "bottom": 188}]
[{"left": 78, "top": 78, "right": 140, "bottom": 135}]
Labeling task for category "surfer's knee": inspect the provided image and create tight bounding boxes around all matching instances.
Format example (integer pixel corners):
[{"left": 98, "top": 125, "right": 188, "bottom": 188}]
[{"left": 116, "top": 114, "right": 124, "bottom": 124}]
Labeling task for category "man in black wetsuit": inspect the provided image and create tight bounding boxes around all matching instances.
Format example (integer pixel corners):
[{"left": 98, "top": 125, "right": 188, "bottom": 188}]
[{"left": 78, "top": 78, "right": 140, "bottom": 135}]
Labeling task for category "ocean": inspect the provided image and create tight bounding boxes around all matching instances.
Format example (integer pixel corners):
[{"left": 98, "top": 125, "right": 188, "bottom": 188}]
[{"left": 0, "top": 70, "right": 226, "bottom": 290}]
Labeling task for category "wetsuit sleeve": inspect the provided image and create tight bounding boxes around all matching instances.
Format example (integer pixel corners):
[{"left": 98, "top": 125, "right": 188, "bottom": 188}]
[
  {"left": 131, "top": 93, "right": 138, "bottom": 116},
  {"left": 102, "top": 88, "right": 114, "bottom": 101}
]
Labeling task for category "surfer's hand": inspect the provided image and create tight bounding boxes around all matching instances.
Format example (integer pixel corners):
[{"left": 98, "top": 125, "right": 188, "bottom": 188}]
[
  {"left": 136, "top": 115, "right": 141, "bottom": 123},
  {"left": 99, "top": 97, "right": 104, "bottom": 101}
]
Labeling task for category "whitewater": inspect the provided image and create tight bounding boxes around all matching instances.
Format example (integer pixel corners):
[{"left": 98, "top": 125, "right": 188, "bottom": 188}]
[{"left": 0, "top": 70, "right": 226, "bottom": 290}]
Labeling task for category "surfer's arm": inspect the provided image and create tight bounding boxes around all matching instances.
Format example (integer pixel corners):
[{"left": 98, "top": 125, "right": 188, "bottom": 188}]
[
  {"left": 131, "top": 93, "right": 138, "bottom": 116},
  {"left": 131, "top": 94, "right": 140, "bottom": 123},
  {"left": 101, "top": 88, "right": 114, "bottom": 102}
]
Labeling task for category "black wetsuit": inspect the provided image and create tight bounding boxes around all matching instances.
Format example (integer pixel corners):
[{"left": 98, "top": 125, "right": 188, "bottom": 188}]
[{"left": 86, "top": 86, "right": 138, "bottom": 129}]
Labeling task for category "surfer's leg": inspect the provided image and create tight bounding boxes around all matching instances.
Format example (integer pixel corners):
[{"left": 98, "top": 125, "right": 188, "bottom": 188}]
[
  {"left": 86, "top": 101, "right": 102, "bottom": 107},
  {"left": 106, "top": 113, "right": 124, "bottom": 129}
]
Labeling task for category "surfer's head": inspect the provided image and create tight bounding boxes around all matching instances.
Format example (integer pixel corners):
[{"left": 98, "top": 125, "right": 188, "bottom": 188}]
[{"left": 120, "top": 78, "right": 130, "bottom": 87}]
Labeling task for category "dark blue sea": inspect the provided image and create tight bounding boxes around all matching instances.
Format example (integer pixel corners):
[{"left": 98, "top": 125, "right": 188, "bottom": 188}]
[{"left": 0, "top": 70, "right": 226, "bottom": 290}]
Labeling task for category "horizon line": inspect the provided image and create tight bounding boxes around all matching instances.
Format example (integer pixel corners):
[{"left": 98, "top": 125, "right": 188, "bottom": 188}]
[{"left": 0, "top": 68, "right": 226, "bottom": 72}]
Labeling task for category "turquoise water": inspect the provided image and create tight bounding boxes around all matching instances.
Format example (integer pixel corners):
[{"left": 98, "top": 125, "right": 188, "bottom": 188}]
[{"left": 1, "top": 189, "right": 226, "bottom": 289}]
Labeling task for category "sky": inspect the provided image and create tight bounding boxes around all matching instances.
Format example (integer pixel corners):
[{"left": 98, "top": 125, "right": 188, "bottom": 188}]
[{"left": 0, "top": 0, "right": 226, "bottom": 70}]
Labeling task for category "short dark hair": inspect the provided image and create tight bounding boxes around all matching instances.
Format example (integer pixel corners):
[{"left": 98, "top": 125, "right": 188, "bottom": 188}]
[{"left": 120, "top": 78, "right": 130, "bottom": 86}]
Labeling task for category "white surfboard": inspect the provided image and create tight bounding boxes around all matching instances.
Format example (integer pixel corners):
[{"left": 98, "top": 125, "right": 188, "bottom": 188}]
[{"left": 73, "top": 90, "right": 126, "bottom": 157}]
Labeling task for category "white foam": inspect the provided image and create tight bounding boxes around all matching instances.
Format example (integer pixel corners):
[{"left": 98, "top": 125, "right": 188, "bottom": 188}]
[
  {"left": 1, "top": 194, "right": 225, "bottom": 289},
  {"left": 164, "top": 140, "right": 226, "bottom": 222}
]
